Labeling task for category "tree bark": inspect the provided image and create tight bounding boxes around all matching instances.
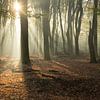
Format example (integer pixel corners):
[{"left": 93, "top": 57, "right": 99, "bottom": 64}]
[
  {"left": 75, "top": 0, "right": 83, "bottom": 55},
  {"left": 66, "top": 0, "right": 74, "bottom": 55},
  {"left": 50, "top": 0, "right": 57, "bottom": 54},
  {"left": 88, "top": 0, "right": 98, "bottom": 63},
  {"left": 88, "top": 22, "right": 97, "bottom": 63},
  {"left": 42, "top": 0, "right": 51, "bottom": 60},
  {"left": 93, "top": 0, "right": 98, "bottom": 57},
  {"left": 20, "top": 0, "right": 30, "bottom": 64},
  {"left": 58, "top": 0, "right": 66, "bottom": 54}
]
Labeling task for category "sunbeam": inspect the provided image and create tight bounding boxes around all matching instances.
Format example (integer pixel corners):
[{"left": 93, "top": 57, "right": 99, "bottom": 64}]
[
  {"left": 12, "top": 17, "right": 21, "bottom": 58},
  {"left": 14, "top": 1, "right": 21, "bottom": 13}
]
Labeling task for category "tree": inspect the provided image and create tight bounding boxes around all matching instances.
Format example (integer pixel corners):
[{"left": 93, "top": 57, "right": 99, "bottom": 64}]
[
  {"left": 50, "top": 0, "right": 57, "bottom": 55},
  {"left": 20, "top": 0, "right": 30, "bottom": 64},
  {"left": 75, "top": 0, "right": 83, "bottom": 55},
  {"left": 88, "top": 0, "right": 98, "bottom": 63},
  {"left": 58, "top": 0, "right": 66, "bottom": 53},
  {"left": 66, "top": 0, "right": 74, "bottom": 55},
  {"left": 41, "top": 0, "right": 51, "bottom": 60}
]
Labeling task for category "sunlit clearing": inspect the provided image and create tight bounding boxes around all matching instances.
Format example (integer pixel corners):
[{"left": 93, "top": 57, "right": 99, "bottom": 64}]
[{"left": 14, "top": 1, "right": 21, "bottom": 14}]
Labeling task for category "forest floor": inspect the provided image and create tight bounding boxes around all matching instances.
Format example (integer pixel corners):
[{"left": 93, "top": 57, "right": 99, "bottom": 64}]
[{"left": 0, "top": 56, "right": 100, "bottom": 100}]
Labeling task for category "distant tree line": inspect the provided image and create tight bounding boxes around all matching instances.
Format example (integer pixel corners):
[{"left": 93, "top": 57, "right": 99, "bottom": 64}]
[{"left": 0, "top": 0, "right": 100, "bottom": 64}]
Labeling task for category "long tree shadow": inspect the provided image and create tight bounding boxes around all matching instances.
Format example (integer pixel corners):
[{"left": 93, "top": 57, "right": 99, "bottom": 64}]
[
  {"left": 0, "top": 57, "right": 100, "bottom": 99},
  {"left": 21, "top": 59, "right": 100, "bottom": 100}
]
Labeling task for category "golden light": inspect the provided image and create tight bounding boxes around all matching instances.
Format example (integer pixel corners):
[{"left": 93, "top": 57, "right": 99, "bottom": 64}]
[
  {"left": 14, "top": 1, "right": 21, "bottom": 13},
  {"left": 12, "top": 1, "right": 21, "bottom": 58}
]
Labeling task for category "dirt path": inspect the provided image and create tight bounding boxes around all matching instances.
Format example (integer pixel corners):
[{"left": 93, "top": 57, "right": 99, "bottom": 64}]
[{"left": 0, "top": 57, "right": 100, "bottom": 100}]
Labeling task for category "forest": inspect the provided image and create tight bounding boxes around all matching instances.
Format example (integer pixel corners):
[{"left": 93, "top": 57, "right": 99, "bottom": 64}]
[{"left": 0, "top": 0, "right": 100, "bottom": 99}]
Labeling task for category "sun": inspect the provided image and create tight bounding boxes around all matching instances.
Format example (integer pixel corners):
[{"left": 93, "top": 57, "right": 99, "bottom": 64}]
[{"left": 14, "top": 1, "right": 21, "bottom": 13}]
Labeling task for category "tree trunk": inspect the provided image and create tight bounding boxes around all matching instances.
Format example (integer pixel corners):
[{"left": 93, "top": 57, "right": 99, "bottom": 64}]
[
  {"left": 88, "top": 22, "right": 97, "bottom": 63},
  {"left": 50, "top": 0, "right": 57, "bottom": 54},
  {"left": 93, "top": 0, "right": 98, "bottom": 57},
  {"left": 42, "top": 16, "right": 51, "bottom": 60},
  {"left": 66, "top": 0, "right": 73, "bottom": 55},
  {"left": 88, "top": 0, "right": 98, "bottom": 63},
  {"left": 58, "top": 0, "right": 66, "bottom": 54},
  {"left": 75, "top": 36, "right": 79, "bottom": 55},
  {"left": 75, "top": 0, "right": 83, "bottom": 55},
  {"left": 42, "top": 0, "right": 51, "bottom": 60},
  {"left": 20, "top": 0, "right": 30, "bottom": 64}
]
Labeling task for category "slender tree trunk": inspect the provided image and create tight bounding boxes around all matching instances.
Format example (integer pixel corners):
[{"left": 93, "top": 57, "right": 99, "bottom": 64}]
[
  {"left": 42, "top": 16, "right": 51, "bottom": 60},
  {"left": 58, "top": 0, "right": 66, "bottom": 54},
  {"left": 66, "top": 0, "right": 73, "bottom": 55},
  {"left": 75, "top": 0, "right": 83, "bottom": 55},
  {"left": 88, "top": 0, "right": 98, "bottom": 63},
  {"left": 88, "top": 22, "right": 97, "bottom": 63},
  {"left": 20, "top": 0, "right": 30, "bottom": 64},
  {"left": 55, "top": 13, "right": 59, "bottom": 54},
  {"left": 75, "top": 36, "right": 79, "bottom": 55},
  {"left": 93, "top": 0, "right": 98, "bottom": 57},
  {"left": 50, "top": 0, "right": 57, "bottom": 54},
  {"left": 42, "top": 0, "right": 51, "bottom": 60}
]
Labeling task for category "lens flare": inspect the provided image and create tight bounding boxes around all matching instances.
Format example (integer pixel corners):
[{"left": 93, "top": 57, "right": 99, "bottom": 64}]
[{"left": 14, "top": 1, "right": 21, "bottom": 13}]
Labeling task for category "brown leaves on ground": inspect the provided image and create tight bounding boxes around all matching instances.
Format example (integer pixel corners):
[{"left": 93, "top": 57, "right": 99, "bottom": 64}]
[{"left": 0, "top": 56, "right": 100, "bottom": 100}]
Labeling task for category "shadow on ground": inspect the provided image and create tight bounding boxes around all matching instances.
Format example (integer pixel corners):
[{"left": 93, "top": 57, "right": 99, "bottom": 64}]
[
  {"left": 0, "top": 57, "right": 100, "bottom": 100},
  {"left": 22, "top": 58, "right": 100, "bottom": 100}
]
